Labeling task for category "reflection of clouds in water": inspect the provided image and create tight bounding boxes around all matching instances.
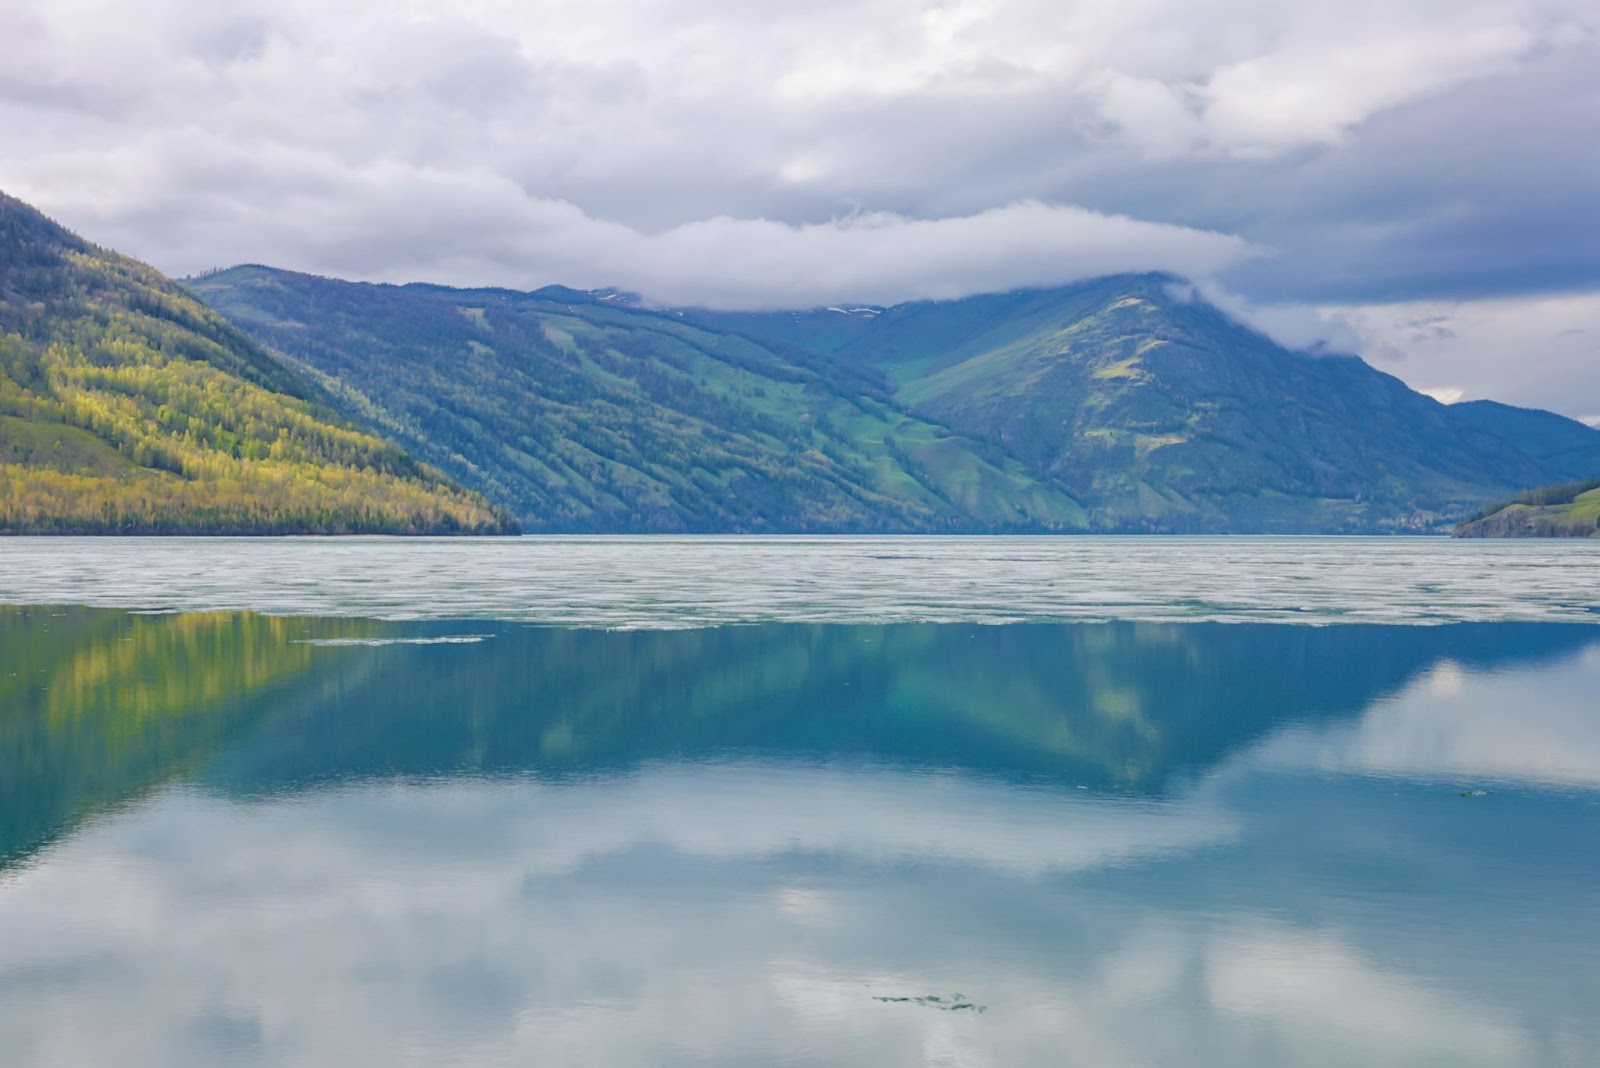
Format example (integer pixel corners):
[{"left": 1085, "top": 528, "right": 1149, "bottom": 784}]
[
  {"left": 1205, "top": 923, "right": 1527, "bottom": 1063},
  {"left": 200, "top": 765, "right": 1234, "bottom": 879},
  {"left": 1424, "top": 659, "right": 1465, "bottom": 697},
  {"left": 0, "top": 766, "right": 1230, "bottom": 1067},
  {"left": 1251, "top": 646, "right": 1600, "bottom": 787},
  {"left": 0, "top": 765, "right": 1549, "bottom": 1068}
]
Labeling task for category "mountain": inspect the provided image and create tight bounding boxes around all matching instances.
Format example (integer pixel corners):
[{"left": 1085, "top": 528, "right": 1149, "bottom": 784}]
[
  {"left": 187, "top": 267, "right": 1086, "bottom": 532},
  {"left": 683, "top": 275, "right": 1600, "bottom": 531},
  {"left": 184, "top": 266, "right": 1600, "bottom": 535},
  {"left": 1454, "top": 476, "right": 1600, "bottom": 537},
  {"left": 13, "top": 181, "right": 1591, "bottom": 538},
  {"left": 0, "top": 193, "right": 513, "bottom": 534}
]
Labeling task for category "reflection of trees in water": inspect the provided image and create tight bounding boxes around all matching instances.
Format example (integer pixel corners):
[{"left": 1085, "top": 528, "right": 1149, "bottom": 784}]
[
  {"left": 6, "top": 608, "right": 1596, "bottom": 870},
  {"left": 0, "top": 605, "right": 385, "bottom": 867},
  {"left": 246, "top": 620, "right": 1586, "bottom": 791}
]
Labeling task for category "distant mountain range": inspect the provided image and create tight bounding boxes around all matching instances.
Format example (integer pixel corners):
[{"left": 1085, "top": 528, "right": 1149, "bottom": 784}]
[
  {"left": 677, "top": 283, "right": 1600, "bottom": 532},
  {"left": 5, "top": 189, "right": 1598, "bottom": 534},
  {"left": 189, "top": 266, "right": 1600, "bottom": 533},
  {"left": 186, "top": 268, "right": 1086, "bottom": 533}
]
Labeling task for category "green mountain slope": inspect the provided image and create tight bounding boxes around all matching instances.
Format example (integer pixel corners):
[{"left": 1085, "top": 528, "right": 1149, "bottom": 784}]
[
  {"left": 1454, "top": 476, "right": 1600, "bottom": 537},
  {"left": 187, "top": 267, "right": 1085, "bottom": 532},
  {"left": 688, "top": 275, "right": 1600, "bottom": 532},
  {"left": 673, "top": 302, "right": 886, "bottom": 357},
  {"left": 0, "top": 193, "right": 512, "bottom": 534},
  {"left": 1447, "top": 400, "right": 1600, "bottom": 473},
  {"left": 182, "top": 258, "right": 1600, "bottom": 534}
]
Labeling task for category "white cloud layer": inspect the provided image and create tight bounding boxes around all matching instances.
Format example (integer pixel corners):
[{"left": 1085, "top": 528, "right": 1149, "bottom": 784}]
[
  {"left": 2, "top": 0, "right": 1598, "bottom": 410},
  {"left": 1, "top": 0, "right": 1592, "bottom": 282},
  {"left": 1320, "top": 294, "right": 1600, "bottom": 423}
]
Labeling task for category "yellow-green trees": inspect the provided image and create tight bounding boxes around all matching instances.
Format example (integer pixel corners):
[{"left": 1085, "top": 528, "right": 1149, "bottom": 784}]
[{"left": 0, "top": 193, "right": 515, "bottom": 534}]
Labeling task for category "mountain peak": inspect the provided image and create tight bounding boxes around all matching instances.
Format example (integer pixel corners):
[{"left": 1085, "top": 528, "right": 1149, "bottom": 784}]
[
  {"left": 527, "top": 284, "right": 645, "bottom": 308},
  {"left": 187, "top": 260, "right": 1600, "bottom": 533}
]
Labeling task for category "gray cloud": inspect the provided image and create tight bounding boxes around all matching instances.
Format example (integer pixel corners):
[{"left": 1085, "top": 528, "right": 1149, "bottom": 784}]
[{"left": 2, "top": 0, "right": 1598, "bottom": 412}]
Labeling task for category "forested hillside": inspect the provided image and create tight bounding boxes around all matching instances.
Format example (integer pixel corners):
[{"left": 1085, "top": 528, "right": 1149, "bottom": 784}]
[
  {"left": 8, "top": 177, "right": 1576, "bottom": 536},
  {"left": 188, "top": 267, "right": 1086, "bottom": 532},
  {"left": 688, "top": 277, "right": 1600, "bottom": 531},
  {"left": 0, "top": 193, "right": 513, "bottom": 534},
  {"left": 1454, "top": 476, "right": 1600, "bottom": 537},
  {"left": 193, "top": 266, "right": 1600, "bottom": 533}
]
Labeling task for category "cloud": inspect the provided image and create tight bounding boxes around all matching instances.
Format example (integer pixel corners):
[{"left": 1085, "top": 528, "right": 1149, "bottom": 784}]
[
  {"left": 9, "top": 127, "right": 1255, "bottom": 306},
  {"left": 2, "top": 0, "right": 1598, "bottom": 409},
  {"left": 2, "top": 1, "right": 1595, "bottom": 295},
  {"left": 1310, "top": 291, "right": 1600, "bottom": 417},
  {"left": 1188, "top": 21, "right": 1537, "bottom": 157},
  {"left": 1158, "top": 278, "right": 1600, "bottom": 419}
]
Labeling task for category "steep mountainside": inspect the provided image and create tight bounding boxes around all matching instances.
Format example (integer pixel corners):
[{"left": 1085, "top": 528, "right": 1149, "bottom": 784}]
[
  {"left": 184, "top": 260, "right": 1600, "bottom": 534},
  {"left": 188, "top": 267, "right": 1085, "bottom": 532},
  {"left": 684, "top": 276, "right": 1600, "bottom": 531},
  {"left": 0, "top": 193, "right": 512, "bottom": 534},
  {"left": 1454, "top": 476, "right": 1600, "bottom": 537}
]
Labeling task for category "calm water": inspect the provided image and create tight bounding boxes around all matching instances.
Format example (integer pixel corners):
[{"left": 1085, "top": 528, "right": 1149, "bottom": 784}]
[{"left": 2, "top": 539, "right": 1600, "bottom": 1066}]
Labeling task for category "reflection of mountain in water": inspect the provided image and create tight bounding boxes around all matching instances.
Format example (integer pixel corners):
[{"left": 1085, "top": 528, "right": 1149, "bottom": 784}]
[
  {"left": 5, "top": 607, "right": 1598, "bottom": 865},
  {"left": 210, "top": 621, "right": 1598, "bottom": 794},
  {"left": 0, "top": 605, "right": 386, "bottom": 867}
]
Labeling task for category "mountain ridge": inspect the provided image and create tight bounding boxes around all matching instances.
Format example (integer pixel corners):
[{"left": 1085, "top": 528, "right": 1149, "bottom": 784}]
[
  {"left": 0, "top": 192, "right": 514, "bottom": 534},
  {"left": 185, "top": 262, "right": 1600, "bottom": 533},
  {"left": 188, "top": 263, "right": 1088, "bottom": 533},
  {"left": 665, "top": 275, "right": 1600, "bottom": 531},
  {"left": 7, "top": 179, "right": 1586, "bottom": 537}
]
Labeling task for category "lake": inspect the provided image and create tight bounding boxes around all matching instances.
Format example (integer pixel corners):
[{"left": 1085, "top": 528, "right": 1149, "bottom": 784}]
[{"left": 2, "top": 537, "right": 1599, "bottom": 1066}]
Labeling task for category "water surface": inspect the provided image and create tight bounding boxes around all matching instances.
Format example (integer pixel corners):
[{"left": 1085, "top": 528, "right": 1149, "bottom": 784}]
[
  {"left": 2, "top": 535, "right": 1598, "bottom": 626},
  {"left": 2, "top": 604, "right": 1598, "bottom": 1066}
]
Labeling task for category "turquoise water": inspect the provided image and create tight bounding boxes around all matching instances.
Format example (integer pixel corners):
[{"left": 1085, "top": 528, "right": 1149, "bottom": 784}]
[{"left": 2, "top": 539, "right": 1599, "bottom": 1066}]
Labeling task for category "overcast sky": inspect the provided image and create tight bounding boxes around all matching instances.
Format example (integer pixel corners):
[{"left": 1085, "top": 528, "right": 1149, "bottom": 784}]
[{"left": 3, "top": 0, "right": 1597, "bottom": 420}]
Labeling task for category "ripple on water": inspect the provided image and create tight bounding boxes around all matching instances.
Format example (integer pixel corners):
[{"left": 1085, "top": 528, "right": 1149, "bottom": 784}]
[{"left": 0, "top": 535, "right": 1597, "bottom": 628}]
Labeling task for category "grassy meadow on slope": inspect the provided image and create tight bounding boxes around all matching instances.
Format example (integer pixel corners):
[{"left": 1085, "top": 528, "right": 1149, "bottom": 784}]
[
  {"left": 0, "top": 193, "right": 513, "bottom": 534},
  {"left": 1455, "top": 476, "right": 1600, "bottom": 537},
  {"left": 189, "top": 267, "right": 1085, "bottom": 532}
]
